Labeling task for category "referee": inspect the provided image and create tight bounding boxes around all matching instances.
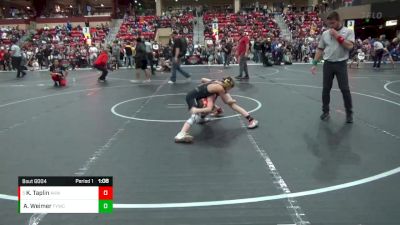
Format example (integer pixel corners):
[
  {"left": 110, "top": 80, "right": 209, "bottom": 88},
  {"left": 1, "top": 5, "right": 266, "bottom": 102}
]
[
  {"left": 10, "top": 39, "right": 26, "bottom": 78},
  {"left": 311, "top": 11, "right": 354, "bottom": 123}
]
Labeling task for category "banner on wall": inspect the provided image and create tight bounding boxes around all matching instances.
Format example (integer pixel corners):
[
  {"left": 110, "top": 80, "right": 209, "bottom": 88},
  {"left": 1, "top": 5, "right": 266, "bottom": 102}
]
[
  {"left": 212, "top": 22, "right": 218, "bottom": 40},
  {"left": 346, "top": 20, "right": 355, "bottom": 31},
  {"left": 82, "top": 26, "right": 91, "bottom": 39}
]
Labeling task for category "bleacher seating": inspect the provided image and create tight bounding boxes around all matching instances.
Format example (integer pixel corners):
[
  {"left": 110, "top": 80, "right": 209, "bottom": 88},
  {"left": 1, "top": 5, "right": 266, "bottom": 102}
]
[
  {"left": 116, "top": 13, "right": 194, "bottom": 43},
  {"left": 0, "top": 28, "right": 26, "bottom": 46},
  {"left": 203, "top": 12, "right": 278, "bottom": 41},
  {"left": 283, "top": 11, "right": 324, "bottom": 39}
]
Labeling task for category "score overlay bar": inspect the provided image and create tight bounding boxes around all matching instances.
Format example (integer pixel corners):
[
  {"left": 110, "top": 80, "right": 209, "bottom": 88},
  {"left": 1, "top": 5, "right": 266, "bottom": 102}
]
[{"left": 18, "top": 177, "right": 113, "bottom": 213}]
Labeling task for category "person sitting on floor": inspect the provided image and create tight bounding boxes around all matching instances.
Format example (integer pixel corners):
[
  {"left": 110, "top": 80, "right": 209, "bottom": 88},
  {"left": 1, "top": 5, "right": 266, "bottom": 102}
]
[{"left": 49, "top": 59, "right": 68, "bottom": 87}]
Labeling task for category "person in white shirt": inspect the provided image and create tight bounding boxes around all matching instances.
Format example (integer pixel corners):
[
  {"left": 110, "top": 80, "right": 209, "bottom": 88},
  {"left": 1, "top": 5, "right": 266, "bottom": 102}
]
[
  {"left": 311, "top": 11, "right": 355, "bottom": 123},
  {"left": 373, "top": 40, "right": 384, "bottom": 69},
  {"left": 10, "top": 39, "right": 26, "bottom": 78},
  {"left": 26, "top": 49, "right": 34, "bottom": 60},
  {"left": 89, "top": 44, "right": 98, "bottom": 65},
  {"left": 144, "top": 39, "right": 155, "bottom": 75}
]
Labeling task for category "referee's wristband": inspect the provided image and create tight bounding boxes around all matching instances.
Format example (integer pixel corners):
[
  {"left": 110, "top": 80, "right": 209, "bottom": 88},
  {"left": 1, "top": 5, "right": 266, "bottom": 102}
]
[
  {"left": 312, "top": 59, "right": 319, "bottom": 66},
  {"left": 337, "top": 36, "right": 345, "bottom": 44}
]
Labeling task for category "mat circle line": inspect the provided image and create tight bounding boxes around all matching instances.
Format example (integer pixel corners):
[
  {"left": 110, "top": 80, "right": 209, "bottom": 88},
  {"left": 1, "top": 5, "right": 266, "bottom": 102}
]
[
  {"left": 384, "top": 80, "right": 400, "bottom": 97},
  {"left": 110, "top": 93, "right": 262, "bottom": 122}
]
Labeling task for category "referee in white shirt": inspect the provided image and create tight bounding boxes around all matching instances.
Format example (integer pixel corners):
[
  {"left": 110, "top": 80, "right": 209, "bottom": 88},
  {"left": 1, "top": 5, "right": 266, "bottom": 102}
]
[
  {"left": 311, "top": 11, "right": 354, "bottom": 123},
  {"left": 10, "top": 39, "right": 26, "bottom": 78},
  {"left": 372, "top": 40, "right": 384, "bottom": 69}
]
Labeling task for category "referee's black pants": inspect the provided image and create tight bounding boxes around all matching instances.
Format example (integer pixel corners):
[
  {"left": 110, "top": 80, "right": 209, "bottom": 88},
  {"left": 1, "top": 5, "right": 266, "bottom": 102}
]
[
  {"left": 94, "top": 64, "right": 108, "bottom": 80},
  {"left": 322, "top": 60, "right": 353, "bottom": 115},
  {"left": 11, "top": 56, "right": 25, "bottom": 78},
  {"left": 373, "top": 49, "right": 384, "bottom": 68}
]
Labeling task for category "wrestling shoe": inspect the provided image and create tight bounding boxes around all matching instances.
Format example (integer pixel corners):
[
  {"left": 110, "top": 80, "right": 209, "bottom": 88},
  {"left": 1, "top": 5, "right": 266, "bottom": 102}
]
[
  {"left": 248, "top": 119, "right": 259, "bottom": 129},
  {"left": 346, "top": 113, "right": 353, "bottom": 123},
  {"left": 174, "top": 132, "right": 194, "bottom": 143}
]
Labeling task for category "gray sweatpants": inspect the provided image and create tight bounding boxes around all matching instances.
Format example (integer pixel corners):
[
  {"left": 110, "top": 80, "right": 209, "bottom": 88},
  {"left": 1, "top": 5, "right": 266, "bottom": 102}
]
[{"left": 239, "top": 55, "right": 249, "bottom": 77}]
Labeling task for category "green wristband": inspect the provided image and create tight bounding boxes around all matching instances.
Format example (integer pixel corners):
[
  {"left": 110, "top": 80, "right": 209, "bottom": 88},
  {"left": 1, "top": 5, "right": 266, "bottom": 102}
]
[{"left": 312, "top": 59, "right": 319, "bottom": 66}]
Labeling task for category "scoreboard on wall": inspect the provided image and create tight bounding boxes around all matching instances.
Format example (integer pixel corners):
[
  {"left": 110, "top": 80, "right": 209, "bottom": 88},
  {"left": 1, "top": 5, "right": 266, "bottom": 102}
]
[{"left": 18, "top": 176, "right": 113, "bottom": 213}]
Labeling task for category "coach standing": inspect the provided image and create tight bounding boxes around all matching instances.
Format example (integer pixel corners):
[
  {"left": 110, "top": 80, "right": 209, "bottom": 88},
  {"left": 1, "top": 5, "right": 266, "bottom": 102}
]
[
  {"left": 311, "top": 11, "right": 354, "bottom": 123},
  {"left": 235, "top": 30, "right": 250, "bottom": 80},
  {"left": 168, "top": 31, "right": 191, "bottom": 84}
]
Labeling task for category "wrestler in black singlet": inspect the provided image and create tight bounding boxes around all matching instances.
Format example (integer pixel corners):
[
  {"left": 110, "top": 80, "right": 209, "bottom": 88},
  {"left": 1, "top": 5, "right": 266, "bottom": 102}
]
[{"left": 185, "top": 81, "right": 222, "bottom": 110}]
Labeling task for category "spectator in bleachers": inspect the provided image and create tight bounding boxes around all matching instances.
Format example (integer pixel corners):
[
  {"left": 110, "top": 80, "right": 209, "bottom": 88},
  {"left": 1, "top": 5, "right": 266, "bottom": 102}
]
[
  {"left": 66, "top": 21, "right": 72, "bottom": 34},
  {"left": 344, "top": 0, "right": 353, "bottom": 7}
]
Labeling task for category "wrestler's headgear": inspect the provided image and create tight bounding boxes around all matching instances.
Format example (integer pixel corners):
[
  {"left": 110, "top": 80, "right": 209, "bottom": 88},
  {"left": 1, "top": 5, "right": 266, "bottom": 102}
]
[{"left": 221, "top": 76, "right": 235, "bottom": 90}]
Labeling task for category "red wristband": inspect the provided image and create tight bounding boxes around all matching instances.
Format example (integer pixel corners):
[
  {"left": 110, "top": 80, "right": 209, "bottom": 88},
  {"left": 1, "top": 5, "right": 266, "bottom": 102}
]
[{"left": 337, "top": 36, "right": 345, "bottom": 44}]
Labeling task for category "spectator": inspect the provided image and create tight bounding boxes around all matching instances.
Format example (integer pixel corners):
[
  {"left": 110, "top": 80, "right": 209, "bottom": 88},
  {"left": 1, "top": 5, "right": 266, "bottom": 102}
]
[
  {"left": 88, "top": 44, "right": 98, "bottom": 65},
  {"left": 144, "top": 38, "right": 155, "bottom": 75},
  {"left": 43, "top": 46, "right": 52, "bottom": 68},
  {"left": 134, "top": 37, "right": 151, "bottom": 82},
  {"left": 221, "top": 39, "right": 233, "bottom": 67},
  {"left": 0, "top": 46, "right": 5, "bottom": 70},
  {"left": 124, "top": 42, "right": 134, "bottom": 68},
  {"left": 4, "top": 49, "right": 12, "bottom": 71},
  {"left": 112, "top": 41, "right": 121, "bottom": 68},
  {"left": 253, "top": 38, "right": 262, "bottom": 63},
  {"left": 66, "top": 21, "right": 72, "bottom": 34},
  {"left": 344, "top": 0, "right": 353, "bottom": 7},
  {"left": 35, "top": 48, "right": 45, "bottom": 70}
]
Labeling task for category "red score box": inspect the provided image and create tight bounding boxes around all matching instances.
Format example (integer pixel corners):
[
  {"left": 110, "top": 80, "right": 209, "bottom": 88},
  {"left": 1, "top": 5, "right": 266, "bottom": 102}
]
[{"left": 98, "top": 186, "right": 113, "bottom": 200}]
